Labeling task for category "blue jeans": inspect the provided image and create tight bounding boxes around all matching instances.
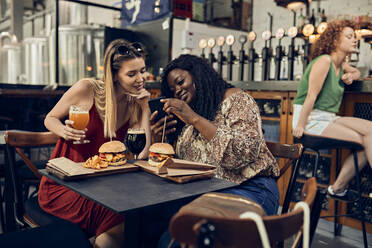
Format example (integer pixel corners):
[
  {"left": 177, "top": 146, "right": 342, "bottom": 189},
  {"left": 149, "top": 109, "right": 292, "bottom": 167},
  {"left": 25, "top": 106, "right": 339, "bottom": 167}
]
[
  {"left": 219, "top": 176, "right": 279, "bottom": 215},
  {"left": 157, "top": 176, "right": 279, "bottom": 248}
]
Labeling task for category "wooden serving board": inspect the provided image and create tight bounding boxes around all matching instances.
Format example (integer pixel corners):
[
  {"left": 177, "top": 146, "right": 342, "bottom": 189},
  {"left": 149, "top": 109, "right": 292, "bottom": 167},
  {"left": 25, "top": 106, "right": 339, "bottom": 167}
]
[
  {"left": 46, "top": 157, "right": 139, "bottom": 180},
  {"left": 162, "top": 171, "right": 215, "bottom": 183},
  {"left": 133, "top": 159, "right": 215, "bottom": 184}
]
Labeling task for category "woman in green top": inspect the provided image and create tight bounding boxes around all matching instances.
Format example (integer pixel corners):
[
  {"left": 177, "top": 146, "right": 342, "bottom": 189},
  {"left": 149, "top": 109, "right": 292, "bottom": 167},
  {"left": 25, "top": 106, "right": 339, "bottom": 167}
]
[{"left": 292, "top": 20, "right": 372, "bottom": 199}]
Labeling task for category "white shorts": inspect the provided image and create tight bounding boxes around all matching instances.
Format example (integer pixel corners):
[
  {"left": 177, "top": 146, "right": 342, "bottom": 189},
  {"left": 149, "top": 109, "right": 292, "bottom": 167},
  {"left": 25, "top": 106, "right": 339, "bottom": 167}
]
[{"left": 292, "top": 104, "right": 340, "bottom": 135}]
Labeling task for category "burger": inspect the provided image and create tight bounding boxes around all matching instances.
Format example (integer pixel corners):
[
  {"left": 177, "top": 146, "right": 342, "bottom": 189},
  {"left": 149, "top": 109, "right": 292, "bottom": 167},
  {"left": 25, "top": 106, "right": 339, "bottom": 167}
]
[
  {"left": 148, "top": 143, "right": 175, "bottom": 167},
  {"left": 98, "top": 141, "right": 127, "bottom": 166}
]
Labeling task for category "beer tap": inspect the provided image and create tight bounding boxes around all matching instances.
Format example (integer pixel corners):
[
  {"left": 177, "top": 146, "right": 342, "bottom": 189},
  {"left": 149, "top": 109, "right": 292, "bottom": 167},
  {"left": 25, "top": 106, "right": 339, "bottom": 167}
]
[
  {"left": 274, "top": 28, "right": 285, "bottom": 80},
  {"left": 302, "top": 24, "right": 315, "bottom": 69},
  {"left": 261, "top": 30, "right": 272, "bottom": 81},
  {"left": 216, "top": 36, "right": 226, "bottom": 76},
  {"left": 317, "top": 22, "right": 327, "bottom": 35},
  {"left": 238, "top": 35, "right": 248, "bottom": 81},
  {"left": 199, "top": 39, "right": 207, "bottom": 59},
  {"left": 207, "top": 38, "right": 216, "bottom": 66},
  {"left": 226, "top": 34, "right": 236, "bottom": 81},
  {"left": 247, "top": 31, "right": 257, "bottom": 81},
  {"left": 287, "top": 26, "right": 299, "bottom": 80}
]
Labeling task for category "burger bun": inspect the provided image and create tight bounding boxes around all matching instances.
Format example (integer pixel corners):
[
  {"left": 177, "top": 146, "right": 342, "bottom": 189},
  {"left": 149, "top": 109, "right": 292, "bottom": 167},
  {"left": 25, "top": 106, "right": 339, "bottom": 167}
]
[
  {"left": 99, "top": 141, "right": 126, "bottom": 153},
  {"left": 149, "top": 143, "right": 175, "bottom": 155}
]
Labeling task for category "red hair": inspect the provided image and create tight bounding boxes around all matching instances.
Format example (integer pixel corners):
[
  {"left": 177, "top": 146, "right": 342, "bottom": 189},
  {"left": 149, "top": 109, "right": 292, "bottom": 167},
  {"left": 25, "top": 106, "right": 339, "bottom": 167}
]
[{"left": 309, "top": 19, "right": 358, "bottom": 60}]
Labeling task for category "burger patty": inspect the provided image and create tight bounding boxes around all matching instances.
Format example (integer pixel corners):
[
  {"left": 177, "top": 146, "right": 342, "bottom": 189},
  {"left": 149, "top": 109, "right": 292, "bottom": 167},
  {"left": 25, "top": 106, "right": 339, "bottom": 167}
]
[
  {"left": 99, "top": 152, "right": 126, "bottom": 162},
  {"left": 149, "top": 152, "right": 172, "bottom": 162}
]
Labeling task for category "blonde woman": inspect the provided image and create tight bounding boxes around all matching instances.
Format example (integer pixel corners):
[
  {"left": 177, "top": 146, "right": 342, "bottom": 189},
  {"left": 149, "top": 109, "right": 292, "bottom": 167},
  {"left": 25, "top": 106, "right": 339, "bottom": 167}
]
[{"left": 38, "top": 39, "right": 151, "bottom": 248}]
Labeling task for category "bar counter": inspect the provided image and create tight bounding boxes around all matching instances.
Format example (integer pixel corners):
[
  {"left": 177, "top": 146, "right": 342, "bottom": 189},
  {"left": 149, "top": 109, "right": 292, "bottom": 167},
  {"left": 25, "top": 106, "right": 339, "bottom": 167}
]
[
  {"left": 146, "top": 80, "right": 372, "bottom": 93},
  {"left": 1, "top": 80, "right": 372, "bottom": 96},
  {"left": 232, "top": 80, "right": 372, "bottom": 92}
]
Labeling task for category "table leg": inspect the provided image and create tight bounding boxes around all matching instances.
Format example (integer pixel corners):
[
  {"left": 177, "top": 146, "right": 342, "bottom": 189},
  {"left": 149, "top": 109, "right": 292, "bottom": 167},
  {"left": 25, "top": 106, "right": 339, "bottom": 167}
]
[{"left": 124, "top": 210, "right": 142, "bottom": 247}]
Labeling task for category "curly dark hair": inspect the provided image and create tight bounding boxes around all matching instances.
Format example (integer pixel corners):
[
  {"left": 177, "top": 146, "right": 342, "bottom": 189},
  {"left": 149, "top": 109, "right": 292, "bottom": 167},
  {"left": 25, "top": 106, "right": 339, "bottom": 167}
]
[
  {"left": 309, "top": 19, "right": 358, "bottom": 60},
  {"left": 161, "top": 54, "right": 233, "bottom": 142}
]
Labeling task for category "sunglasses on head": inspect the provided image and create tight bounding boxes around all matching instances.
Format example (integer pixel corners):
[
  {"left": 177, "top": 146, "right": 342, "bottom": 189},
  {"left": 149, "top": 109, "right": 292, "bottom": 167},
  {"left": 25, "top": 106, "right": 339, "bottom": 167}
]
[{"left": 116, "top": 42, "right": 144, "bottom": 55}]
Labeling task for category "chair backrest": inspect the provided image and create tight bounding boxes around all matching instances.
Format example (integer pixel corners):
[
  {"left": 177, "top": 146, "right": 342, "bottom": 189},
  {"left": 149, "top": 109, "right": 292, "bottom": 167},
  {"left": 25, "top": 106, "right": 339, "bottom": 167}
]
[
  {"left": 266, "top": 141, "right": 303, "bottom": 178},
  {"left": 169, "top": 177, "right": 317, "bottom": 248},
  {"left": 5, "top": 131, "right": 59, "bottom": 179},
  {"left": 3, "top": 131, "right": 58, "bottom": 230}
]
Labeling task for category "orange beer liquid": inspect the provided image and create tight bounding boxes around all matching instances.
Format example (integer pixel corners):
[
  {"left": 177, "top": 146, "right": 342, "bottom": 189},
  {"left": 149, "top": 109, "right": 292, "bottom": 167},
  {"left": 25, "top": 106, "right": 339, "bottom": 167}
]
[{"left": 69, "top": 112, "right": 89, "bottom": 130}]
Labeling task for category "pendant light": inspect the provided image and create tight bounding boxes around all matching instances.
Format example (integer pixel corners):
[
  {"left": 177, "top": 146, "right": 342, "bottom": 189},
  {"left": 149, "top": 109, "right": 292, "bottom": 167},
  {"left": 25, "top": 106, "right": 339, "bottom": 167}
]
[{"left": 274, "top": 0, "right": 309, "bottom": 11}]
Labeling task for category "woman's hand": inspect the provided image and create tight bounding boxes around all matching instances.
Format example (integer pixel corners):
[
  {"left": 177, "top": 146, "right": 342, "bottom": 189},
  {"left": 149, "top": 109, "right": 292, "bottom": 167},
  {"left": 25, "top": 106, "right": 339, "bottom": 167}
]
[
  {"left": 62, "top": 119, "right": 86, "bottom": 141},
  {"left": 150, "top": 112, "right": 177, "bottom": 143},
  {"left": 292, "top": 125, "right": 305, "bottom": 138},
  {"left": 341, "top": 73, "right": 354, "bottom": 85},
  {"left": 128, "top": 88, "right": 151, "bottom": 108},
  {"left": 161, "top": 98, "right": 199, "bottom": 126}
]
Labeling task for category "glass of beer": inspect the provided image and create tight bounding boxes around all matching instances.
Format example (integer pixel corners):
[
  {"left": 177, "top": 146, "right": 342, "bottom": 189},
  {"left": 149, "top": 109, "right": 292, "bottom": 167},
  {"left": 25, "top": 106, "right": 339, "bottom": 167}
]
[
  {"left": 69, "top": 105, "right": 90, "bottom": 144},
  {"left": 125, "top": 128, "right": 146, "bottom": 160}
]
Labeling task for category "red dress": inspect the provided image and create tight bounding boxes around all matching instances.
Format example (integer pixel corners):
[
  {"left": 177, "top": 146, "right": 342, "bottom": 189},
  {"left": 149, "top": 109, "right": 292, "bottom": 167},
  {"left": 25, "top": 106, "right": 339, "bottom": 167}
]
[{"left": 38, "top": 104, "right": 129, "bottom": 237}]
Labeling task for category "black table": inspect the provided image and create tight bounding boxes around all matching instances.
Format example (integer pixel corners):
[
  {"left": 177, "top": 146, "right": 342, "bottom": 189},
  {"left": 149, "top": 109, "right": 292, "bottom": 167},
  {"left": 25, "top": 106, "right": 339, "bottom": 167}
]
[{"left": 40, "top": 169, "right": 236, "bottom": 246}]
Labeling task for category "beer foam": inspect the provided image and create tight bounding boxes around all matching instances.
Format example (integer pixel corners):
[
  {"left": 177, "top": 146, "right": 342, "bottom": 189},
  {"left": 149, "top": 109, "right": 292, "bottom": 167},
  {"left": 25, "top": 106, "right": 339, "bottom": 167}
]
[
  {"left": 70, "top": 105, "right": 88, "bottom": 113},
  {"left": 127, "top": 129, "right": 145, "bottom": 134},
  {"left": 70, "top": 110, "right": 89, "bottom": 114}
]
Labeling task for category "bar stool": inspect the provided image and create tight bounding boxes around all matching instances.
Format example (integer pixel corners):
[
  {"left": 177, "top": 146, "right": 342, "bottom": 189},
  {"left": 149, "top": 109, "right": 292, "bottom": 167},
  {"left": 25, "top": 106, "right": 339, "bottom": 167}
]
[{"left": 294, "top": 134, "right": 368, "bottom": 248}]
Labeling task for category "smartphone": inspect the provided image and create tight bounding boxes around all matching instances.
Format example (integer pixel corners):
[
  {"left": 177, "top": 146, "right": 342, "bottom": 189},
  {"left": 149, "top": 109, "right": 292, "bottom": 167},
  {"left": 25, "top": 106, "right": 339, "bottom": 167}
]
[{"left": 148, "top": 97, "right": 167, "bottom": 123}]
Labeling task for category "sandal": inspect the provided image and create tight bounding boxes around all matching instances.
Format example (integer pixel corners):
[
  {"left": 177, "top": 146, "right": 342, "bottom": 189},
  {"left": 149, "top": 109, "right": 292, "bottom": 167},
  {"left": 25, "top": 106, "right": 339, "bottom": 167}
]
[
  {"left": 328, "top": 186, "right": 347, "bottom": 197},
  {"left": 327, "top": 186, "right": 359, "bottom": 202}
]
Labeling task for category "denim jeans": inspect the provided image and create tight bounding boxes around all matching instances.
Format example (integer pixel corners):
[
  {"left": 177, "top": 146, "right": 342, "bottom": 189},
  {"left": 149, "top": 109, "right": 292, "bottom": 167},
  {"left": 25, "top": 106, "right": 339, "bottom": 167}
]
[
  {"left": 157, "top": 176, "right": 279, "bottom": 248},
  {"left": 218, "top": 176, "right": 279, "bottom": 215}
]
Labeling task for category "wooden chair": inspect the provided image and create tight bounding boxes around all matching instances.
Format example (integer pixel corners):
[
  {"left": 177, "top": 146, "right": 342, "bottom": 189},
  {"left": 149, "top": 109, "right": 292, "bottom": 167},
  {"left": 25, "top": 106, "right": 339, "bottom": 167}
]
[
  {"left": 169, "top": 177, "right": 317, "bottom": 248},
  {"left": 0, "top": 116, "right": 14, "bottom": 232},
  {"left": 265, "top": 141, "right": 303, "bottom": 214},
  {"left": 3, "top": 131, "right": 65, "bottom": 232}
]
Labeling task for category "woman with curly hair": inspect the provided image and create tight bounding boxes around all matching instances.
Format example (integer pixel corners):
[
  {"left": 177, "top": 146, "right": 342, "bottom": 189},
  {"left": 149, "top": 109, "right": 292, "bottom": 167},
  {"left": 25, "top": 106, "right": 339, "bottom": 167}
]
[
  {"left": 149, "top": 54, "right": 280, "bottom": 247},
  {"left": 292, "top": 20, "right": 372, "bottom": 200},
  {"left": 151, "top": 54, "right": 280, "bottom": 215}
]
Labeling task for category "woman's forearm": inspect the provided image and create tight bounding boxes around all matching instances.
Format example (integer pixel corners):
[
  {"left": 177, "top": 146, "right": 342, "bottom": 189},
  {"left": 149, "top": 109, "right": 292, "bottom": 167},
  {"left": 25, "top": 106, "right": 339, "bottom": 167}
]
[
  {"left": 191, "top": 115, "right": 217, "bottom": 142},
  {"left": 44, "top": 116, "right": 65, "bottom": 138},
  {"left": 297, "top": 96, "right": 316, "bottom": 129}
]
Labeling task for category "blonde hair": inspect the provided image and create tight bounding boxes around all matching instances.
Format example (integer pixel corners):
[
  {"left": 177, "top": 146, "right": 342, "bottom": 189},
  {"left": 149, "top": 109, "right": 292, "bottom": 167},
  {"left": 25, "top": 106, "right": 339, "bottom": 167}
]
[{"left": 90, "top": 39, "right": 145, "bottom": 139}]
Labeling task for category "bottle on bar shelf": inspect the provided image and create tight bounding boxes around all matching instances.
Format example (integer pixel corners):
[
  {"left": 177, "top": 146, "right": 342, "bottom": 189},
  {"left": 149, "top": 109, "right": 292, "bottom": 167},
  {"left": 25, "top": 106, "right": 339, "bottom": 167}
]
[
  {"left": 310, "top": 9, "right": 316, "bottom": 26},
  {"left": 321, "top": 9, "right": 327, "bottom": 23},
  {"left": 297, "top": 8, "right": 306, "bottom": 32}
]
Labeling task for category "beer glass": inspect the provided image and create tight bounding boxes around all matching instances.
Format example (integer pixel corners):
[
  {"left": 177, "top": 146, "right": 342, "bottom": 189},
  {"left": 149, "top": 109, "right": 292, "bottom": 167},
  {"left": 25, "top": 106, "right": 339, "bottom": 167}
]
[
  {"left": 125, "top": 128, "right": 146, "bottom": 159},
  {"left": 69, "top": 105, "right": 90, "bottom": 144}
]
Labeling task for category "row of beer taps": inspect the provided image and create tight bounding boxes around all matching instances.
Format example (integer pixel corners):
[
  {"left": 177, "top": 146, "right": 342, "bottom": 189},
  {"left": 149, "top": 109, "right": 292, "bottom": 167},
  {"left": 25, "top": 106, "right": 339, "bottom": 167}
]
[{"left": 198, "top": 22, "right": 327, "bottom": 82}]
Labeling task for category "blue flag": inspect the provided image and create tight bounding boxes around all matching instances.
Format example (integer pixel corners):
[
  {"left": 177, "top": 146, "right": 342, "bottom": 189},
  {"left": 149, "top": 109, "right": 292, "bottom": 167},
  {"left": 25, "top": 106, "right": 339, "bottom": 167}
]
[{"left": 121, "top": 0, "right": 170, "bottom": 27}]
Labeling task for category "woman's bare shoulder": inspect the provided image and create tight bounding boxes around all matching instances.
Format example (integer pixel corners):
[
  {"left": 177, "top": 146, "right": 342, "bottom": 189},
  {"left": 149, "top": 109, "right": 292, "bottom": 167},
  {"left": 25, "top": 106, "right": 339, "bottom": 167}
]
[
  {"left": 61, "top": 79, "right": 95, "bottom": 105},
  {"left": 313, "top": 55, "right": 331, "bottom": 68},
  {"left": 67, "top": 79, "right": 95, "bottom": 96},
  {"left": 74, "top": 79, "right": 95, "bottom": 91}
]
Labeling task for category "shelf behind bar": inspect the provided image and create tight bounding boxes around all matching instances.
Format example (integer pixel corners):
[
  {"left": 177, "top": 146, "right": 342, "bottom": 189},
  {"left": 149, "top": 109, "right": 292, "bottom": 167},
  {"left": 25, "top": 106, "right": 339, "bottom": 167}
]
[{"left": 1, "top": 80, "right": 372, "bottom": 97}]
